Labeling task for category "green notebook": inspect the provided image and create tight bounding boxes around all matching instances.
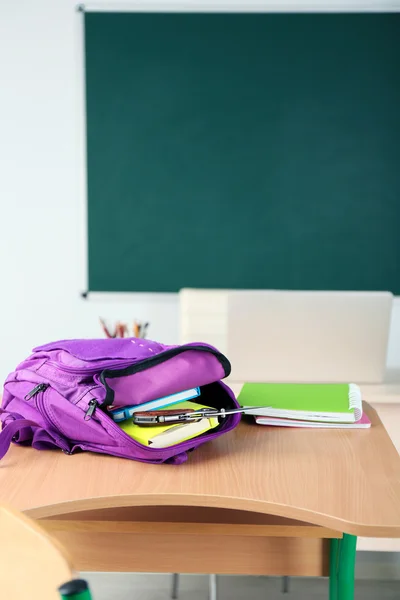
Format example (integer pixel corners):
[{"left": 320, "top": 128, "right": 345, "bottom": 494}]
[{"left": 238, "top": 383, "right": 362, "bottom": 423}]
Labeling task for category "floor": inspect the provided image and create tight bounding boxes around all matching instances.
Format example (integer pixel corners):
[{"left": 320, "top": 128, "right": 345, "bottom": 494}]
[{"left": 83, "top": 573, "right": 400, "bottom": 600}]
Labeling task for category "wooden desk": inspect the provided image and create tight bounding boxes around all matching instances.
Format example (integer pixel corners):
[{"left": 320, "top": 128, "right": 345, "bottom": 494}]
[{"left": 1, "top": 403, "right": 400, "bottom": 600}]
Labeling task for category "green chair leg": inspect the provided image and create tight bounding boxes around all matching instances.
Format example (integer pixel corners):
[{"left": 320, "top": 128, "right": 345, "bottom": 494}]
[
  {"left": 329, "top": 538, "right": 340, "bottom": 600},
  {"left": 337, "top": 534, "right": 357, "bottom": 600},
  {"left": 59, "top": 579, "right": 93, "bottom": 600}
]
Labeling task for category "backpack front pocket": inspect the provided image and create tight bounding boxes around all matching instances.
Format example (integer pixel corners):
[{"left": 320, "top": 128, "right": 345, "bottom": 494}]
[{"left": 100, "top": 345, "right": 231, "bottom": 408}]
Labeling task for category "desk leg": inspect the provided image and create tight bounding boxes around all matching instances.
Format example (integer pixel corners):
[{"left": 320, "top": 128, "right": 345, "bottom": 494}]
[
  {"left": 281, "top": 576, "right": 290, "bottom": 593},
  {"left": 329, "top": 538, "right": 339, "bottom": 600},
  {"left": 337, "top": 535, "right": 357, "bottom": 600},
  {"left": 171, "top": 574, "right": 179, "bottom": 599},
  {"left": 209, "top": 574, "right": 217, "bottom": 600}
]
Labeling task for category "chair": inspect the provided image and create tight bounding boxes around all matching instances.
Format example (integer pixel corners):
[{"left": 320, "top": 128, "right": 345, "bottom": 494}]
[{"left": 0, "top": 504, "right": 90, "bottom": 600}]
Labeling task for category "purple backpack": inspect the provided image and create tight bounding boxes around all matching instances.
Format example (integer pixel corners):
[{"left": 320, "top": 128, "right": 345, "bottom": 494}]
[{"left": 0, "top": 338, "right": 240, "bottom": 465}]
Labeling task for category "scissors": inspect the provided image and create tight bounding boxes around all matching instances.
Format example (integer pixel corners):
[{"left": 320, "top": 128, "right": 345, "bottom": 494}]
[{"left": 132, "top": 406, "right": 267, "bottom": 426}]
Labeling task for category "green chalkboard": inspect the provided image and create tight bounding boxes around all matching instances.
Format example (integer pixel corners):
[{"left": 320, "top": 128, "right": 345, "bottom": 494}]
[{"left": 85, "top": 13, "right": 400, "bottom": 293}]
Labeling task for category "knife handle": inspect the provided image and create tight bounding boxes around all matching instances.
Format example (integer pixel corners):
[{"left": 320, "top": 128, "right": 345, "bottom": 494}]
[{"left": 132, "top": 408, "right": 198, "bottom": 426}]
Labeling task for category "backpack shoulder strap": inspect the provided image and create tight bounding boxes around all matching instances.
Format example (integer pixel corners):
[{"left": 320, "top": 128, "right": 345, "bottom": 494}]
[{"left": 0, "top": 416, "right": 40, "bottom": 460}]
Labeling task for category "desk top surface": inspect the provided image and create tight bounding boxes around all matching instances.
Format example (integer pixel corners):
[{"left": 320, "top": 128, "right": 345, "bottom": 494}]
[{"left": 1, "top": 403, "right": 400, "bottom": 537}]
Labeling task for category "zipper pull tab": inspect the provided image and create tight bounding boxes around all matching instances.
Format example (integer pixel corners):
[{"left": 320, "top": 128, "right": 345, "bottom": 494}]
[
  {"left": 24, "top": 383, "right": 49, "bottom": 401},
  {"left": 84, "top": 399, "right": 97, "bottom": 421}
]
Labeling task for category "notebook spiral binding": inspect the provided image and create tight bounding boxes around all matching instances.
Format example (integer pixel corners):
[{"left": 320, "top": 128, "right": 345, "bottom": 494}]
[{"left": 349, "top": 383, "right": 362, "bottom": 421}]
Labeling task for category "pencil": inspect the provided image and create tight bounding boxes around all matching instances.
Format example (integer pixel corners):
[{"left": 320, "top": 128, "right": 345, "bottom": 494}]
[
  {"left": 99, "top": 318, "right": 112, "bottom": 339},
  {"left": 133, "top": 321, "right": 140, "bottom": 338}
]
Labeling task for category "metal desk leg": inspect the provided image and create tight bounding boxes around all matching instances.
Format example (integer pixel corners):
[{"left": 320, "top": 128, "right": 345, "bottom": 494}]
[
  {"left": 209, "top": 574, "right": 217, "bottom": 600},
  {"left": 171, "top": 573, "right": 217, "bottom": 600},
  {"left": 282, "top": 576, "right": 290, "bottom": 593},
  {"left": 171, "top": 573, "right": 179, "bottom": 599},
  {"left": 337, "top": 535, "right": 357, "bottom": 600}
]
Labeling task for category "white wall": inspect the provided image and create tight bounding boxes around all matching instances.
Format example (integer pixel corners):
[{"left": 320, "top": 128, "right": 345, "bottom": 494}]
[
  {"left": 0, "top": 0, "right": 399, "bottom": 383},
  {"left": 0, "top": 0, "right": 179, "bottom": 383}
]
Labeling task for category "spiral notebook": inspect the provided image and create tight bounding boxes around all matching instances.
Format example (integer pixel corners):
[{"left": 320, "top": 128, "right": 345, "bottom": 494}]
[
  {"left": 239, "top": 383, "right": 363, "bottom": 423},
  {"left": 255, "top": 413, "right": 371, "bottom": 429}
]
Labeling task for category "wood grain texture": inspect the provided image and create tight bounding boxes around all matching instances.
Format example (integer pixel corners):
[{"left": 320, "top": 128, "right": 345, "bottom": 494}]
[
  {"left": 41, "top": 519, "right": 340, "bottom": 538},
  {"left": 1, "top": 403, "right": 400, "bottom": 537},
  {"left": 0, "top": 505, "right": 74, "bottom": 600},
  {"left": 43, "top": 506, "right": 323, "bottom": 524},
  {"left": 49, "top": 529, "right": 330, "bottom": 576}
]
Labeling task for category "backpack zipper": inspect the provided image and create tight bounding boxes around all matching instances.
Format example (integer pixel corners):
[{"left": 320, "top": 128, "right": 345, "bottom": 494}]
[
  {"left": 47, "top": 345, "right": 230, "bottom": 380},
  {"left": 29, "top": 388, "right": 72, "bottom": 454},
  {"left": 85, "top": 399, "right": 98, "bottom": 421},
  {"left": 24, "top": 383, "right": 49, "bottom": 401},
  {"left": 47, "top": 358, "right": 137, "bottom": 376}
]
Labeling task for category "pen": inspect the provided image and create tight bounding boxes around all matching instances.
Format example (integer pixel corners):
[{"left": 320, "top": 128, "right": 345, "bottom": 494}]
[
  {"left": 141, "top": 322, "right": 149, "bottom": 339},
  {"left": 117, "top": 322, "right": 127, "bottom": 338}
]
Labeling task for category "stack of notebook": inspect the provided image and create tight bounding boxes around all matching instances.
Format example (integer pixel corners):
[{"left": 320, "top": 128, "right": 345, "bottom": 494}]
[{"left": 238, "top": 383, "right": 371, "bottom": 428}]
